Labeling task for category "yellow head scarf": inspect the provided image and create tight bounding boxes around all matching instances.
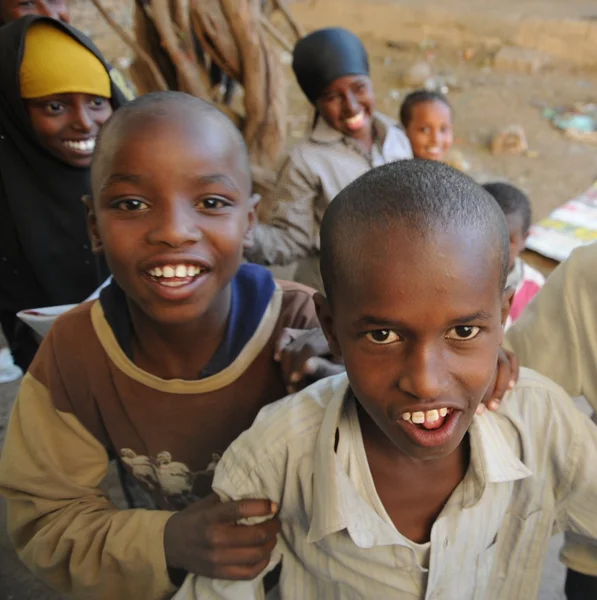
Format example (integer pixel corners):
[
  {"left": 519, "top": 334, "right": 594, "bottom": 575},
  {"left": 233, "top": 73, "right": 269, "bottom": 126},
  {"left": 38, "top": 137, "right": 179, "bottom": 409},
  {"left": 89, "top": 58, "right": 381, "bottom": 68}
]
[{"left": 20, "top": 23, "right": 111, "bottom": 100}]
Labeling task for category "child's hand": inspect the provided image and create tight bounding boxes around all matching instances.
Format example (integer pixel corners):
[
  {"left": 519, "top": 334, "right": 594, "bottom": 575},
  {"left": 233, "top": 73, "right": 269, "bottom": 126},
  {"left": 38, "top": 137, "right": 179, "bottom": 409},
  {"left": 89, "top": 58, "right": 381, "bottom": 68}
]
[
  {"left": 477, "top": 348, "right": 520, "bottom": 415},
  {"left": 163, "top": 494, "right": 280, "bottom": 580},
  {"left": 274, "top": 327, "right": 344, "bottom": 393}
]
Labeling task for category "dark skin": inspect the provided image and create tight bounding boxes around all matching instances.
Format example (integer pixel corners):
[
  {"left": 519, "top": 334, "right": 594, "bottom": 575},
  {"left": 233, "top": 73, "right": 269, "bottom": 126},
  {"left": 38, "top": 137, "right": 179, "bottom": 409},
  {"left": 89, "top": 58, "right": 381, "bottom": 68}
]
[
  {"left": 26, "top": 93, "right": 112, "bottom": 168},
  {"left": 0, "top": 0, "right": 69, "bottom": 23},
  {"left": 505, "top": 212, "right": 528, "bottom": 272},
  {"left": 316, "top": 74, "right": 375, "bottom": 153},
  {"left": 316, "top": 224, "right": 512, "bottom": 543},
  {"left": 86, "top": 103, "right": 280, "bottom": 579}
]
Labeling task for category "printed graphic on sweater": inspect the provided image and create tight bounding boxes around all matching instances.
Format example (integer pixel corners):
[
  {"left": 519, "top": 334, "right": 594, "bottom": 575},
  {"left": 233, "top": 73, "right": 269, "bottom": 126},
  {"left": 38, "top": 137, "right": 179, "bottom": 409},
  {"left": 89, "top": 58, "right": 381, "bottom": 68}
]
[{"left": 120, "top": 449, "right": 221, "bottom": 510}]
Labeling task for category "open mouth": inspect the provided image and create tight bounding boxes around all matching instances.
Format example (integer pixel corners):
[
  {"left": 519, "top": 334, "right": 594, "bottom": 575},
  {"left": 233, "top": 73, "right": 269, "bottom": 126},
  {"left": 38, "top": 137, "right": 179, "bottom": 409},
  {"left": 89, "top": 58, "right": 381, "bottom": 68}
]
[
  {"left": 344, "top": 111, "right": 366, "bottom": 131},
  {"left": 424, "top": 146, "right": 443, "bottom": 158},
  {"left": 402, "top": 407, "right": 453, "bottom": 430},
  {"left": 398, "top": 407, "right": 461, "bottom": 447},
  {"left": 62, "top": 138, "right": 96, "bottom": 155},
  {"left": 146, "top": 263, "right": 206, "bottom": 288}
]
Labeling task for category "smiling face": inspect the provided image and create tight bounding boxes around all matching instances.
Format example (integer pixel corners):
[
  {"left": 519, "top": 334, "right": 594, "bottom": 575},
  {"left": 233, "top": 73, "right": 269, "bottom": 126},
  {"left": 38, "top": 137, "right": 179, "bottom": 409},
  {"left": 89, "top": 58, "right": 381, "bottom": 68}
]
[
  {"left": 316, "top": 74, "right": 375, "bottom": 142},
  {"left": 25, "top": 93, "right": 112, "bottom": 167},
  {"left": 88, "top": 108, "right": 254, "bottom": 328},
  {"left": 0, "top": 0, "right": 69, "bottom": 23},
  {"left": 406, "top": 100, "right": 453, "bottom": 162},
  {"left": 317, "top": 224, "right": 511, "bottom": 461}
]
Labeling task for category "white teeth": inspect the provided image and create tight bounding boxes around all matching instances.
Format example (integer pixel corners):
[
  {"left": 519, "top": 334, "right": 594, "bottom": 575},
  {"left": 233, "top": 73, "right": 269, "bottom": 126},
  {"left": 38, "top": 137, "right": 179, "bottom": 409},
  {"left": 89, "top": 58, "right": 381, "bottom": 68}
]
[
  {"left": 401, "top": 408, "right": 450, "bottom": 424},
  {"left": 148, "top": 264, "right": 203, "bottom": 279},
  {"left": 63, "top": 138, "right": 96, "bottom": 153},
  {"left": 426, "top": 409, "right": 440, "bottom": 423},
  {"left": 345, "top": 111, "right": 364, "bottom": 126},
  {"left": 411, "top": 411, "right": 425, "bottom": 424},
  {"left": 160, "top": 280, "right": 186, "bottom": 287}
]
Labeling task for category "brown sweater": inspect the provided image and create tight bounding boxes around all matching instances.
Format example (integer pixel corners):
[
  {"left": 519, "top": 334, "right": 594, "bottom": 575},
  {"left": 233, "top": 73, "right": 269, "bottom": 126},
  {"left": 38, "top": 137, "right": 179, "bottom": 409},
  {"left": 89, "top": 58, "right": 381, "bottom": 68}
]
[{"left": 0, "top": 280, "right": 318, "bottom": 600}]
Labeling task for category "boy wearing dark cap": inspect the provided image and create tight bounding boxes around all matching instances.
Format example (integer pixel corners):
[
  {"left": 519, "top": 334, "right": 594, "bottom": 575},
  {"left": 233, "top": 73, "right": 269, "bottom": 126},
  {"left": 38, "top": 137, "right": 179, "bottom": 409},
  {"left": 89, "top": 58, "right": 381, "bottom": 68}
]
[
  {"left": 178, "top": 161, "right": 597, "bottom": 600},
  {"left": 0, "top": 92, "right": 323, "bottom": 600},
  {"left": 245, "top": 27, "right": 412, "bottom": 292}
]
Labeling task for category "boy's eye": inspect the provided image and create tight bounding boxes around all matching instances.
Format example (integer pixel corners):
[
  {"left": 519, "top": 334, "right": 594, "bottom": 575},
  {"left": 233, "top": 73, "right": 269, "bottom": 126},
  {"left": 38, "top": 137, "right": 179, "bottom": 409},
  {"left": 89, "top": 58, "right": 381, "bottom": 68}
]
[
  {"left": 366, "top": 330, "right": 400, "bottom": 345},
  {"left": 114, "top": 199, "right": 149, "bottom": 212},
  {"left": 199, "top": 197, "right": 229, "bottom": 211},
  {"left": 445, "top": 326, "right": 481, "bottom": 340}
]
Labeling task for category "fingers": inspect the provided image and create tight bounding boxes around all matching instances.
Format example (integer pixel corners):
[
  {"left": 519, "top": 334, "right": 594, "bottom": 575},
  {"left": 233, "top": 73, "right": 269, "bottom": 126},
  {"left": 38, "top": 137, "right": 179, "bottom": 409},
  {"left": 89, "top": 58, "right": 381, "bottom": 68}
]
[
  {"left": 274, "top": 327, "right": 298, "bottom": 361},
  {"left": 482, "top": 348, "right": 519, "bottom": 412},
  {"left": 212, "top": 557, "right": 272, "bottom": 581},
  {"left": 208, "top": 519, "right": 281, "bottom": 553},
  {"left": 214, "top": 498, "right": 279, "bottom": 524}
]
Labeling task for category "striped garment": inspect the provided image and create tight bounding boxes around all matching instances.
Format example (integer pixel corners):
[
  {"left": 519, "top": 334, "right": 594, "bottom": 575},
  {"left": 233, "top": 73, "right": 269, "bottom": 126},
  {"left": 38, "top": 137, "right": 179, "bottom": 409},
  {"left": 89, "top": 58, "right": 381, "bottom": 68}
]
[{"left": 176, "top": 369, "right": 597, "bottom": 600}]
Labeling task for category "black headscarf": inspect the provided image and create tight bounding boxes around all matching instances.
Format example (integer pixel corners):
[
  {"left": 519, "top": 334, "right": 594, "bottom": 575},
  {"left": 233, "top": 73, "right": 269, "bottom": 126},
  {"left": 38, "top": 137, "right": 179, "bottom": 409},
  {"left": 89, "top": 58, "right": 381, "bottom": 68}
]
[
  {"left": 292, "top": 27, "right": 369, "bottom": 105},
  {"left": 0, "top": 15, "right": 126, "bottom": 314}
]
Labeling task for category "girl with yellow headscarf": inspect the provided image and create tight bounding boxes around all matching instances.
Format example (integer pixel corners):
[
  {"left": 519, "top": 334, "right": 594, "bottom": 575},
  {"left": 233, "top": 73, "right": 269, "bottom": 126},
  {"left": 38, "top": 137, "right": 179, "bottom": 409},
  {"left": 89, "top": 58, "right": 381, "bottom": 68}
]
[{"left": 0, "top": 15, "right": 126, "bottom": 369}]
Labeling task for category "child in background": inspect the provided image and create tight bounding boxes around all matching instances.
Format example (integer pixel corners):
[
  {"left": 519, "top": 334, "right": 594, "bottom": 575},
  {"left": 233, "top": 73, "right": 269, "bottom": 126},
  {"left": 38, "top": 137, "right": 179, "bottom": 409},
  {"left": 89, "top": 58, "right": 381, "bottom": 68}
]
[
  {"left": 245, "top": 27, "right": 412, "bottom": 292},
  {"left": 0, "top": 92, "right": 326, "bottom": 600},
  {"left": 400, "top": 90, "right": 453, "bottom": 163},
  {"left": 0, "top": 16, "right": 126, "bottom": 370},
  {"left": 177, "top": 161, "right": 597, "bottom": 600},
  {"left": 483, "top": 182, "right": 545, "bottom": 329}
]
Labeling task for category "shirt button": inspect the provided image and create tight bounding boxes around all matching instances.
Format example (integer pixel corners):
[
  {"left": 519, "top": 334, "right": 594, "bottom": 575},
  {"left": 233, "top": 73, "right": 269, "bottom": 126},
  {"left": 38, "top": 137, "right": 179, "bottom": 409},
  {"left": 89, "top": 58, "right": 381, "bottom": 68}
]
[
  {"left": 84, "top": 260, "right": 91, "bottom": 265},
  {"left": 83, "top": 244, "right": 89, "bottom": 250}
]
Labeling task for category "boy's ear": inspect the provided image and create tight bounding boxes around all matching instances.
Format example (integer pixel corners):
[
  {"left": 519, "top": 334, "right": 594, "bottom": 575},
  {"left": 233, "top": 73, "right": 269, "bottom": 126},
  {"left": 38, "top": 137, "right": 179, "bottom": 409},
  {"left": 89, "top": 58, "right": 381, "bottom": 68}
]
[
  {"left": 313, "top": 292, "right": 342, "bottom": 357},
  {"left": 82, "top": 194, "right": 103, "bottom": 254},
  {"left": 243, "top": 193, "right": 260, "bottom": 249},
  {"left": 499, "top": 285, "right": 515, "bottom": 341}
]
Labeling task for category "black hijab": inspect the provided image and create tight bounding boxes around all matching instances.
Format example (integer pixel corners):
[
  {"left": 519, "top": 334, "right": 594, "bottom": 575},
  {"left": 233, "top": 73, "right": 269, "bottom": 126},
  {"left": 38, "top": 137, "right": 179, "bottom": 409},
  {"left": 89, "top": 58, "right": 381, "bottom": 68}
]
[
  {"left": 0, "top": 15, "right": 126, "bottom": 312},
  {"left": 292, "top": 27, "right": 370, "bottom": 105}
]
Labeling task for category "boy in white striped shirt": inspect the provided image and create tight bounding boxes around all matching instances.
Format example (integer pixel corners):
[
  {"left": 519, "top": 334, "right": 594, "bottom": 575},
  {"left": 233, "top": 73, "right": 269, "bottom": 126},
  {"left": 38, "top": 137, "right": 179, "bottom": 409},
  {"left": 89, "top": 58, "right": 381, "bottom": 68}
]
[{"left": 176, "top": 161, "right": 597, "bottom": 600}]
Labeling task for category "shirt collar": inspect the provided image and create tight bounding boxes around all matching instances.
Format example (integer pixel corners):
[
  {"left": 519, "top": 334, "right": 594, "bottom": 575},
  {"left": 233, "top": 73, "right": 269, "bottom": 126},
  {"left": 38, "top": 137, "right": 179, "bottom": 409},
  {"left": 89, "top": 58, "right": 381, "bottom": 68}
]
[{"left": 307, "top": 375, "right": 532, "bottom": 544}]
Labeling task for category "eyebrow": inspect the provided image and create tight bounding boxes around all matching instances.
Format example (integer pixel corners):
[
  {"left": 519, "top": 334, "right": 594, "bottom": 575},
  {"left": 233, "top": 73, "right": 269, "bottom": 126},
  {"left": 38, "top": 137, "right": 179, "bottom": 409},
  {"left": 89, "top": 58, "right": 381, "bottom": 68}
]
[
  {"left": 353, "top": 311, "right": 493, "bottom": 329},
  {"left": 100, "top": 173, "right": 240, "bottom": 193}
]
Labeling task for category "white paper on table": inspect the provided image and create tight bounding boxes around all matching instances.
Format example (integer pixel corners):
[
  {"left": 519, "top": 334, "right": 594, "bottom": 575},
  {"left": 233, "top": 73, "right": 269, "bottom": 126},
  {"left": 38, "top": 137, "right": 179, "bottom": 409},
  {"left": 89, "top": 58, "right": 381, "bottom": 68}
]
[{"left": 16, "top": 277, "right": 112, "bottom": 339}]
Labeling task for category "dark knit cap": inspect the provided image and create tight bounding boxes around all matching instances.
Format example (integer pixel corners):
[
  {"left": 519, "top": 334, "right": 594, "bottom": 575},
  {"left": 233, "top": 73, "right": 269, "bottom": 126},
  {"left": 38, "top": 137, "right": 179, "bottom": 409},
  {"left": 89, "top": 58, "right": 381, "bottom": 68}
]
[{"left": 292, "top": 28, "right": 369, "bottom": 104}]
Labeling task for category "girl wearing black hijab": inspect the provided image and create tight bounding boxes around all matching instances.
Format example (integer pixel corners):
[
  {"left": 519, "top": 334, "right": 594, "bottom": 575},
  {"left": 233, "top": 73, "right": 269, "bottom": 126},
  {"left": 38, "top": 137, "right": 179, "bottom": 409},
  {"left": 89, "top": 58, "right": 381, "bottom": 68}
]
[
  {"left": 0, "top": 15, "right": 126, "bottom": 369},
  {"left": 245, "top": 27, "right": 412, "bottom": 292}
]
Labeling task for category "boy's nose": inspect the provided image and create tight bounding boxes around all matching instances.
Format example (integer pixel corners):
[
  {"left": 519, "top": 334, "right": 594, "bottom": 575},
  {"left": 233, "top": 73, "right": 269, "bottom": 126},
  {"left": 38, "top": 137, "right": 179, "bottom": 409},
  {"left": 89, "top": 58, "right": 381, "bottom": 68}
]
[
  {"left": 398, "top": 343, "right": 446, "bottom": 401},
  {"left": 147, "top": 205, "right": 203, "bottom": 248},
  {"left": 343, "top": 93, "right": 360, "bottom": 116}
]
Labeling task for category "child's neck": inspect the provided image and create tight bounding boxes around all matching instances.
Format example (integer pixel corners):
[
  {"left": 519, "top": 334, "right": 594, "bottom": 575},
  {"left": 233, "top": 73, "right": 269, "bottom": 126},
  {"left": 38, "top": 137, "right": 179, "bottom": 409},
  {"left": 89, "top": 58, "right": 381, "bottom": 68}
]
[
  {"left": 128, "top": 286, "right": 232, "bottom": 381},
  {"left": 358, "top": 404, "right": 470, "bottom": 544}
]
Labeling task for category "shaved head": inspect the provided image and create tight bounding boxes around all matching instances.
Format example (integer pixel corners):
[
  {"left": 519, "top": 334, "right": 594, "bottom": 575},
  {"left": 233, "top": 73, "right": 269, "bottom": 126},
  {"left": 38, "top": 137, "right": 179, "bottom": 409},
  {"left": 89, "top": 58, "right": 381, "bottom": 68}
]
[
  {"left": 91, "top": 91, "right": 251, "bottom": 199},
  {"left": 320, "top": 160, "right": 510, "bottom": 303}
]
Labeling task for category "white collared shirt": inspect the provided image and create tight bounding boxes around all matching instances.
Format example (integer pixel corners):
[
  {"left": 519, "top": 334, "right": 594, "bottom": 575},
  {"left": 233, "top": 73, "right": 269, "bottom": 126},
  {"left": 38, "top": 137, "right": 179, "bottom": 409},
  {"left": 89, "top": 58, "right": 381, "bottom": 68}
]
[{"left": 175, "top": 369, "right": 597, "bottom": 600}]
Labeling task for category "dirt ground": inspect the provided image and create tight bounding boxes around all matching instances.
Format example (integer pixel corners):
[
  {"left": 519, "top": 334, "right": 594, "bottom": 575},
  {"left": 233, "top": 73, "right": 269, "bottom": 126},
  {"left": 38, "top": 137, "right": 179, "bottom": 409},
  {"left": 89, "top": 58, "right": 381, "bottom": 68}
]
[{"left": 1, "top": 1, "right": 596, "bottom": 598}]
